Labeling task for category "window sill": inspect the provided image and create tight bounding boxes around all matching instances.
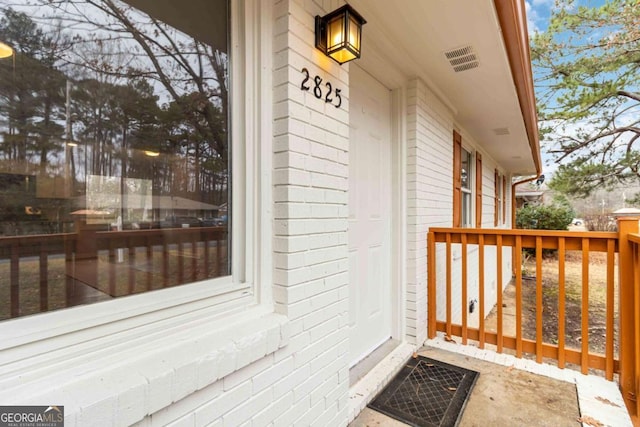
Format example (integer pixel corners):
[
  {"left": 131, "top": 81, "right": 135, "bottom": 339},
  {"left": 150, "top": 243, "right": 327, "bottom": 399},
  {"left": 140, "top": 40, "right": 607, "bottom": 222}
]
[
  {"left": 0, "top": 276, "right": 250, "bottom": 354},
  {"left": 0, "top": 306, "right": 289, "bottom": 425}
]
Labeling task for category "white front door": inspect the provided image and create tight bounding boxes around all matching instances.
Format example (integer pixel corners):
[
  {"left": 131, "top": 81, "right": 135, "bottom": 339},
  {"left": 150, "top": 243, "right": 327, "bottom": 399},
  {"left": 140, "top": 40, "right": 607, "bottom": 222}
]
[{"left": 348, "top": 64, "right": 393, "bottom": 366}]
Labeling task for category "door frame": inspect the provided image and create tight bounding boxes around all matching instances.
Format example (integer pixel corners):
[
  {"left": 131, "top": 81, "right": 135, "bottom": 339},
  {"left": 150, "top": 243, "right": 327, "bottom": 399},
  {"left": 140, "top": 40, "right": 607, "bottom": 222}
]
[
  {"left": 390, "top": 84, "right": 407, "bottom": 344},
  {"left": 348, "top": 56, "right": 407, "bottom": 362}
]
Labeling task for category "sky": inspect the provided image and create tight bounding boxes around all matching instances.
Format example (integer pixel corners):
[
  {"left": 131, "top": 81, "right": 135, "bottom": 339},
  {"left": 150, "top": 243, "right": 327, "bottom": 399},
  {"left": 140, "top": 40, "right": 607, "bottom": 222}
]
[
  {"left": 524, "top": 0, "right": 610, "bottom": 177},
  {"left": 525, "top": 0, "right": 556, "bottom": 33},
  {"left": 525, "top": 0, "right": 560, "bottom": 175},
  {"left": 525, "top": 0, "right": 608, "bottom": 33}
]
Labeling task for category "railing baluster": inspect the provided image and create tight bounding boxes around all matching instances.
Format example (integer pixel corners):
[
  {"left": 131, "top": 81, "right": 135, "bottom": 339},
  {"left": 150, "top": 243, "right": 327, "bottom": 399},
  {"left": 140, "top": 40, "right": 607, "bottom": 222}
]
[
  {"left": 10, "top": 243, "right": 19, "bottom": 318},
  {"left": 65, "top": 238, "right": 74, "bottom": 308},
  {"left": 108, "top": 241, "right": 116, "bottom": 296},
  {"left": 39, "top": 244, "right": 48, "bottom": 312},
  {"left": 128, "top": 238, "right": 136, "bottom": 295},
  {"left": 515, "top": 235, "right": 523, "bottom": 358},
  {"left": 581, "top": 237, "right": 590, "bottom": 374},
  {"left": 497, "top": 234, "right": 503, "bottom": 353},
  {"left": 606, "top": 238, "right": 615, "bottom": 380},
  {"left": 558, "top": 237, "right": 566, "bottom": 369},
  {"left": 216, "top": 234, "right": 222, "bottom": 276},
  {"left": 163, "top": 240, "right": 169, "bottom": 287},
  {"left": 216, "top": 235, "right": 222, "bottom": 275},
  {"left": 428, "top": 232, "right": 436, "bottom": 339},
  {"left": 536, "top": 236, "right": 543, "bottom": 363},
  {"left": 191, "top": 236, "right": 197, "bottom": 282},
  {"left": 204, "top": 234, "right": 211, "bottom": 278},
  {"left": 146, "top": 239, "right": 153, "bottom": 290},
  {"left": 446, "top": 233, "right": 452, "bottom": 338},
  {"left": 178, "top": 236, "right": 184, "bottom": 285},
  {"left": 461, "top": 233, "right": 468, "bottom": 345},
  {"left": 479, "top": 234, "right": 485, "bottom": 349}
]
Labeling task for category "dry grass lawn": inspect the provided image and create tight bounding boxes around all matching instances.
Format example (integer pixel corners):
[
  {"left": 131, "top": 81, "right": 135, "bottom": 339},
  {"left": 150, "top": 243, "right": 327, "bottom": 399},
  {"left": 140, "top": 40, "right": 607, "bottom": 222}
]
[
  {"left": 522, "top": 250, "right": 618, "bottom": 357},
  {"left": 486, "top": 250, "right": 618, "bottom": 361}
]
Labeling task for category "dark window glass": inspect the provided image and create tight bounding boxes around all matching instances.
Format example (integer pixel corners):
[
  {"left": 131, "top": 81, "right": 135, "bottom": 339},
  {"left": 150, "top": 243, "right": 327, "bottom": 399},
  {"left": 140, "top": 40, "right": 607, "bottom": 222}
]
[{"left": 0, "top": 0, "right": 230, "bottom": 320}]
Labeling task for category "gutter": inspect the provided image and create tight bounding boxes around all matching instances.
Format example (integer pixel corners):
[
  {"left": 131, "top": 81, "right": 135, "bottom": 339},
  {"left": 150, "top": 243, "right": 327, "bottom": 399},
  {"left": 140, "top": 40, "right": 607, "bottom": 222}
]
[
  {"left": 493, "top": 0, "right": 543, "bottom": 227},
  {"left": 510, "top": 174, "right": 540, "bottom": 227},
  {"left": 493, "top": 0, "right": 542, "bottom": 176},
  {"left": 492, "top": 0, "right": 543, "bottom": 274},
  {"left": 510, "top": 173, "right": 540, "bottom": 277}
]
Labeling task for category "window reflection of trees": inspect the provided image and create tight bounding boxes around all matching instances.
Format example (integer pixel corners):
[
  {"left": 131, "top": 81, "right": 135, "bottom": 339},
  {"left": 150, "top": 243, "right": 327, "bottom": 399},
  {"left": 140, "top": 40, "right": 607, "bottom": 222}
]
[{"left": 0, "top": 0, "right": 229, "bottom": 233}]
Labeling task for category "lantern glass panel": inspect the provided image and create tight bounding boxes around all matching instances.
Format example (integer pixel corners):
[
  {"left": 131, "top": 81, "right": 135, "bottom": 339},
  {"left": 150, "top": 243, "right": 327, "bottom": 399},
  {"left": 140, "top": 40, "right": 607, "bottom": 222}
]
[
  {"left": 329, "top": 48, "right": 356, "bottom": 64},
  {"left": 347, "top": 14, "right": 360, "bottom": 52},
  {"left": 327, "top": 15, "right": 345, "bottom": 52}
]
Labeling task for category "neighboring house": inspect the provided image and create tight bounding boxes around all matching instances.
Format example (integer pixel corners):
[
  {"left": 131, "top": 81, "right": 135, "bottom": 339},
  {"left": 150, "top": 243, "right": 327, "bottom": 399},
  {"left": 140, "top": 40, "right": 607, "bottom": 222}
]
[
  {"left": 0, "top": 1, "right": 539, "bottom": 426},
  {"left": 515, "top": 181, "right": 545, "bottom": 208},
  {"left": 78, "top": 195, "right": 220, "bottom": 222}
]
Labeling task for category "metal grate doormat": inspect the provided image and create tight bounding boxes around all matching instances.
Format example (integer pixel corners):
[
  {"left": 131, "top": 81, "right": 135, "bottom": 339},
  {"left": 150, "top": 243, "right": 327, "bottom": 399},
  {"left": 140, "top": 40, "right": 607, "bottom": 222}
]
[{"left": 368, "top": 356, "right": 479, "bottom": 427}]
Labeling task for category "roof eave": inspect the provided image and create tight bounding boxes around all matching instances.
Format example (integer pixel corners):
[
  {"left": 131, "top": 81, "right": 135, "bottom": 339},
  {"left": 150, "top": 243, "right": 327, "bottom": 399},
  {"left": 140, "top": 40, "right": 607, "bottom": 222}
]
[{"left": 493, "top": 0, "right": 542, "bottom": 175}]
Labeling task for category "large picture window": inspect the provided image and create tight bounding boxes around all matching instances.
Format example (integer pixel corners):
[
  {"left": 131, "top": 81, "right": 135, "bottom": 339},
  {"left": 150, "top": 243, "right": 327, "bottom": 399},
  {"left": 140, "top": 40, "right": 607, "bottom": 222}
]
[{"left": 0, "top": 0, "right": 230, "bottom": 320}]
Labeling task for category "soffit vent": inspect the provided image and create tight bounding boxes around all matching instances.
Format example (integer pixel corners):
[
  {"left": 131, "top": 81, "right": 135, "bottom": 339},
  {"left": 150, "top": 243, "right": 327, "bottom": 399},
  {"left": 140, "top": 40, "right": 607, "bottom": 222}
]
[
  {"left": 444, "top": 45, "right": 479, "bottom": 72},
  {"left": 493, "top": 127, "right": 510, "bottom": 136}
]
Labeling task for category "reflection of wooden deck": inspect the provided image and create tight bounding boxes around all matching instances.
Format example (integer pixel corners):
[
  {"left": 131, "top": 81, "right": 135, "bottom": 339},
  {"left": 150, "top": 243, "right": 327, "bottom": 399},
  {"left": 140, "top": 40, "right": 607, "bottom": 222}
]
[
  {"left": 67, "top": 242, "right": 228, "bottom": 297},
  {"left": 0, "top": 227, "right": 228, "bottom": 318}
]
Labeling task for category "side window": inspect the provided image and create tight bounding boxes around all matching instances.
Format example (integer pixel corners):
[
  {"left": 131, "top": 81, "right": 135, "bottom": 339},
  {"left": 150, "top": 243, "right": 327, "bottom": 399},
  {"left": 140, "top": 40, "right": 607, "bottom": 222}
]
[
  {"left": 453, "top": 131, "right": 462, "bottom": 227},
  {"left": 494, "top": 169, "right": 500, "bottom": 226},
  {"left": 0, "top": 0, "right": 231, "bottom": 321},
  {"left": 502, "top": 175, "right": 507, "bottom": 225},
  {"left": 497, "top": 174, "right": 504, "bottom": 224},
  {"left": 460, "top": 148, "right": 472, "bottom": 228},
  {"left": 452, "top": 130, "right": 474, "bottom": 228},
  {"left": 494, "top": 171, "right": 506, "bottom": 226},
  {"left": 475, "top": 152, "right": 482, "bottom": 228}
]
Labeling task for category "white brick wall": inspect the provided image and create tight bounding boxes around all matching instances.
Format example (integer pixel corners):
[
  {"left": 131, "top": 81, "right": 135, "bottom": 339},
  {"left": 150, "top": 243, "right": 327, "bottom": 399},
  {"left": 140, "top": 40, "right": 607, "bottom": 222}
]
[
  {"left": 271, "top": 0, "right": 350, "bottom": 424},
  {"left": 131, "top": 0, "right": 352, "bottom": 425},
  {"left": 406, "top": 77, "right": 455, "bottom": 344},
  {"left": 407, "top": 77, "right": 514, "bottom": 333}
]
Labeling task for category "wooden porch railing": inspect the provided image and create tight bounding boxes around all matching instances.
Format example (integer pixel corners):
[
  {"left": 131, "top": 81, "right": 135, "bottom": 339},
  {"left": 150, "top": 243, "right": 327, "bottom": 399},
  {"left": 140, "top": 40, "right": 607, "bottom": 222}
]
[
  {"left": 427, "top": 227, "right": 619, "bottom": 377},
  {"left": 0, "top": 226, "right": 227, "bottom": 320},
  {"left": 0, "top": 232, "right": 77, "bottom": 318},
  {"left": 428, "top": 217, "right": 640, "bottom": 418}
]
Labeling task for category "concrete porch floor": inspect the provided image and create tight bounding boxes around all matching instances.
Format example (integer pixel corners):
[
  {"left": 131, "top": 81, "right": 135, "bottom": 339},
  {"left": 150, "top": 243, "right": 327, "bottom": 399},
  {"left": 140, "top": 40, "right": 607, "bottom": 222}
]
[{"left": 349, "top": 336, "right": 633, "bottom": 427}]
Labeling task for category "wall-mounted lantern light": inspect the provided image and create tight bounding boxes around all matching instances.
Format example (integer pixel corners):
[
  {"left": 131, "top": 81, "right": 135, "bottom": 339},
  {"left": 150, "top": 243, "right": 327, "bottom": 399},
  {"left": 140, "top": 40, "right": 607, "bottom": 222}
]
[
  {"left": 0, "top": 41, "right": 14, "bottom": 59},
  {"left": 315, "top": 4, "right": 366, "bottom": 65}
]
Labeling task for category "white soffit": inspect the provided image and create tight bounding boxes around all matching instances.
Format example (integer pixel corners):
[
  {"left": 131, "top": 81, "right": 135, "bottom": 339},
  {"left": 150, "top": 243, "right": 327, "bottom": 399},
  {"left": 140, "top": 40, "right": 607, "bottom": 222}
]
[{"left": 349, "top": 0, "right": 536, "bottom": 174}]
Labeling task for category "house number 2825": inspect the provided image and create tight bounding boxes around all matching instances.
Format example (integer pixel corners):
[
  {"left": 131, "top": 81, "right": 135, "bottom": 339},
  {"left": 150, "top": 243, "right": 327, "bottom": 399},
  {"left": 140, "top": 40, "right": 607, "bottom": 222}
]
[{"left": 300, "top": 68, "right": 342, "bottom": 108}]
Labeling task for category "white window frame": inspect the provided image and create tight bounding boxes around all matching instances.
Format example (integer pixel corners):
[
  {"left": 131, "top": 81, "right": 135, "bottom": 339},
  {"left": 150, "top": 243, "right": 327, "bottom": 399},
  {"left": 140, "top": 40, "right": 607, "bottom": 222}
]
[{"left": 0, "top": 0, "right": 273, "bottom": 366}]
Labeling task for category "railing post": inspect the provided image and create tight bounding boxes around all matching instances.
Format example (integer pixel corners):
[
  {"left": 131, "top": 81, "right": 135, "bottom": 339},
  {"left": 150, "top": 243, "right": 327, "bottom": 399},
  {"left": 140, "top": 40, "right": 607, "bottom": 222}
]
[
  {"left": 618, "top": 216, "right": 640, "bottom": 415},
  {"left": 71, "top": 219, "right": 99, "bottom": 294},
  {"left": 427, "top": 231, "right": 436, "bottom": 339}
]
